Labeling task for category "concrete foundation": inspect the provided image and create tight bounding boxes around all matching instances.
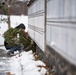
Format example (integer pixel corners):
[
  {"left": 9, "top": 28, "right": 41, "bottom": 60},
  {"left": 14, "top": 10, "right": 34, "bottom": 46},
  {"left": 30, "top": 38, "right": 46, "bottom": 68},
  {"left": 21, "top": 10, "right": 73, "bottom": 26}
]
[{"left": 36, "top": 45, "right": 76, "bottom": 75}]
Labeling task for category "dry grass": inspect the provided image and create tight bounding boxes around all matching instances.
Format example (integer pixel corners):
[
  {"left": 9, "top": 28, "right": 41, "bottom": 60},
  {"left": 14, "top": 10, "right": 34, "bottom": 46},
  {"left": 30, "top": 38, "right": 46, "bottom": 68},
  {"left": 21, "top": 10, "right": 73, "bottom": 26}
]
[{"left": 6, "top": 72, "right": 15, "bottom": 75}]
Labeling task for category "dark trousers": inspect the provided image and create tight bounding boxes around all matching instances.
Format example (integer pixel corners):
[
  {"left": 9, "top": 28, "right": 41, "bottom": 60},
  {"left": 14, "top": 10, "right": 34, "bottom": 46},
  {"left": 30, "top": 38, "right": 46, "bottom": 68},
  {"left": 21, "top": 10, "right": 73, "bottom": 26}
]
[{"left": 7, "top": 45, "right": 22, "bottom": 53}]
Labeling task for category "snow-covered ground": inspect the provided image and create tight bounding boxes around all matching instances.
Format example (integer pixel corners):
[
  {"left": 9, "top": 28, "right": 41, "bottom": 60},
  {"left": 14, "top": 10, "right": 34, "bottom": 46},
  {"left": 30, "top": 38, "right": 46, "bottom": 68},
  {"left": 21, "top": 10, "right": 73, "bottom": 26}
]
[
  {"left": 0, "top": 48, "right": 47, "bottom": 75},
  {"left": 9, "top": 51, "right": 47, "bottom": 75},
  {"left": 0, "top": 15, "right": 28, "bottom": 45}
]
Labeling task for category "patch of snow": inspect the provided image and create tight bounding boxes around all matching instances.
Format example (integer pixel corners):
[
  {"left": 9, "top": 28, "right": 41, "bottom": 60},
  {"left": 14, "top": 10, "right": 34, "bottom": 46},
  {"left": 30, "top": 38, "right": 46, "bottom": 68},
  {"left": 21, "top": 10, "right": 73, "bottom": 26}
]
[{"left": 9, "top": 51, "right": 47, "bottom": 75}]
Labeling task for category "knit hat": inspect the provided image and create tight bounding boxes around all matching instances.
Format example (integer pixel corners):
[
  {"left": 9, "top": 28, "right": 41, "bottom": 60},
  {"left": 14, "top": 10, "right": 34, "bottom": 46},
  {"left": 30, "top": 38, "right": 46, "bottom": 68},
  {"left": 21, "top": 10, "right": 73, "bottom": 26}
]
[{"left": 15, "top": 23, "right": 26, "bottom": 29}]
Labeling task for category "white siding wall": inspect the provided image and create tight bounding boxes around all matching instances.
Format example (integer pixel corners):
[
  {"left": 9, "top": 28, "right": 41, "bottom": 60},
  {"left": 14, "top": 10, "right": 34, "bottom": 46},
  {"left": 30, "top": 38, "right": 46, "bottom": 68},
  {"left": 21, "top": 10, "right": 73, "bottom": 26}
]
[
  {"left": 46, "top": 0, "right": 76, "bottom": 65},
  {"left": 28, "top": 0, "right": 45, "bottom": 51},
  {"left": 28, "top": 0, "right": 76, "bottom": 65}
]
